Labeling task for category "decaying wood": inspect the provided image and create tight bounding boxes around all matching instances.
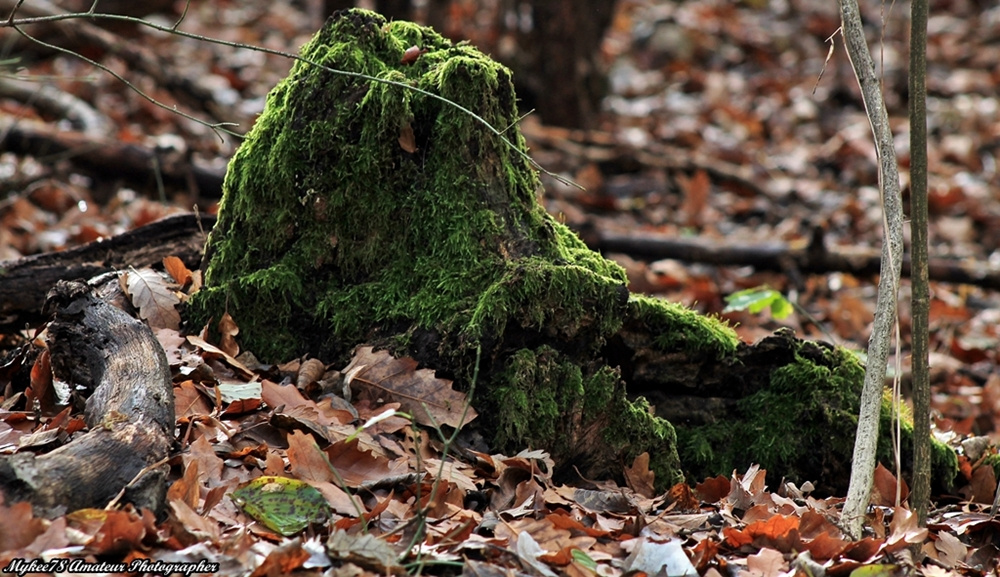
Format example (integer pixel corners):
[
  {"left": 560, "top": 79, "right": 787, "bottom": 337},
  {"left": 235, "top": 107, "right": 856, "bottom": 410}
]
[
  {"left": 0, "top": 118, "right": 225, "bottom": 200},
  {"left": 0, "top": 213, "right": 215, "bottom": 330},
  {"left": 0, "top": 280, "right": 174, "bottom": 517},
  {"left": 586, "top": 227, "right": 1000, "bottom": 290}
]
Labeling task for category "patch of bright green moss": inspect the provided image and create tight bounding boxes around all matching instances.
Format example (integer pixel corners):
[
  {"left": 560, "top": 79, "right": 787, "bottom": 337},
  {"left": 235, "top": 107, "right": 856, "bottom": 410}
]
[{"left": 628, "top": 293, "right": 739, "bottom": 357}]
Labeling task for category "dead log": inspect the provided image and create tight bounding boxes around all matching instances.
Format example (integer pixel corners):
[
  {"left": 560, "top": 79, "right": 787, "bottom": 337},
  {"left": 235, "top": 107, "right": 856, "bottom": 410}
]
[
  {"left": 0, "top": 280, "right": 174, "bottom": 517},
  {"left": 0, "top": 213, "right": 215, "bottom": 331},
  {"left": 586, "top": 227, "right": 1000, "bottom": 291},
  {"left": 0, "top": 118, "right": 225, "bottom": 201}
]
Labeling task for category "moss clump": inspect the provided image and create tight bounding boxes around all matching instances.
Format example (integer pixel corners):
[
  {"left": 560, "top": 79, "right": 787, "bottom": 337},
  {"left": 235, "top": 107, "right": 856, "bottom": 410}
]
[
  {"left": 188, "top": 9, "right": 720, "bottom": 488},
  {"left": 190, "top": 9, "right": 629, "bottom": 363},
  {"left": 675, "top": 341, "right": 958, "bottom": 494}
]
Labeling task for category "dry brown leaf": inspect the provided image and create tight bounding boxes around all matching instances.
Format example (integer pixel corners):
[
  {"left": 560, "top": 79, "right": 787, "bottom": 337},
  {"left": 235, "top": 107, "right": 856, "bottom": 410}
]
[
  {"left": 623, "top": 452, "right": 656, "bottom": 498},
  {"left": 186, "top": 334, "right": 254, "bottom": 379},
  {"left": 0, "top": 501, "right": 48, "bottom": 550},
  {"left": 343, "top": 346, "right": 477, "bottom": 429},
  {"left": 398, "top": 122, "right": 417, "bottom": 153},
  {"left": 679, "top": 169, "right": 710, "bottom": 228},
  {"left": 167, "top": 460, "right": 201, "bottom": 511},
  {"left": 969, "top": 463, "right": 996, "bottom": 504},
  {"left": 324, "top": 437, "right": 407, "bottom": 487},
  {"left": 287, "top": 429, "right": 336, "bottom": 484},
  {"left": 217, "top": 312, "right": 240, "bottom": 358},
  {"left": 296, "top": 358, "right": 326, "bottom": 389},
  {"left": 163, "top": 255, "right": 193, "bottom": 288},
  {"left": 124, "top": 268, "right": 181, "bottom": 330},
  {"left": 870, "top": 462, "right": 908, "bottom": 507}
]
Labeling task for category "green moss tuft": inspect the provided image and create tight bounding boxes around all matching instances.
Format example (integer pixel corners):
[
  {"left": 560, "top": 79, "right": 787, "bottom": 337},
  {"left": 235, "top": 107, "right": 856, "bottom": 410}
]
[
  {"left": 675, "top": 342, "right": 957, "bottom": 494},
  {"left": 627, "top": 294, "right": 739, "bottom": 357}
]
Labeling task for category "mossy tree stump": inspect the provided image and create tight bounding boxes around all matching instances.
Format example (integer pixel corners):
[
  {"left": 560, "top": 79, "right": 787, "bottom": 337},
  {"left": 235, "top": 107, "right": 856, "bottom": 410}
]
[{"left": 190, "top": 9, "right": 956, "bottom": 492}]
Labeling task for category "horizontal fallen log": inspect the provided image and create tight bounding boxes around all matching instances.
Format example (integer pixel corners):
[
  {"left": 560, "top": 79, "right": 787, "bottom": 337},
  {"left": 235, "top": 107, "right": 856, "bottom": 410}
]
[
  {"left": 0, "top": 213, "right": 215, "bottom": 330},
  {"left": 585, "top": 227, "right": 1000, "bottom": 290},
  {"left": 0, "top": 118, "right": 225, "bottom": 199},
  {"left": 4, "top": 212, "right": 1000, "bottom": 335}
]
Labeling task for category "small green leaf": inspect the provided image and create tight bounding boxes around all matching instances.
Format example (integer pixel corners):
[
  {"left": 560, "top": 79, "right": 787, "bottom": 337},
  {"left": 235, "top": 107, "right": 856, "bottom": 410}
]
[
  {"left": 723, "top": 287, "right": 794, "bottom": 320},
  {"left": 231, "top": 476, "right": 329, "bottom": 535},
  {"left": 570, "top": 548, "right": 597, "bottom": 570}
]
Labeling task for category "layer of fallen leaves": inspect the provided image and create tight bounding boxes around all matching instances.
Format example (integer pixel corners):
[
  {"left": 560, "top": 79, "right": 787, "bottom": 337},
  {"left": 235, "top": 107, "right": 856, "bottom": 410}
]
[{"left": 1, "top": 263, "right": 999, "bottom": 575}]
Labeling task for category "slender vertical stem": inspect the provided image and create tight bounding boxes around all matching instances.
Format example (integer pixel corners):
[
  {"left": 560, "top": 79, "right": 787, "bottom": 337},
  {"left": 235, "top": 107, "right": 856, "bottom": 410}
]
[
  {"left": 909, "top": 0, "right": 931, "bottom": 528},
  {"left": 838, "top": 0, "right": 905, "bottom": 540}
]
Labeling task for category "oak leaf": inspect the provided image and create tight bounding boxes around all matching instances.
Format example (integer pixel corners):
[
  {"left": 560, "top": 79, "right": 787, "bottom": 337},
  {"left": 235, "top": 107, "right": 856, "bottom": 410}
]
[{"left": 123, "top": 268, "right": 181, "bottom": 330}]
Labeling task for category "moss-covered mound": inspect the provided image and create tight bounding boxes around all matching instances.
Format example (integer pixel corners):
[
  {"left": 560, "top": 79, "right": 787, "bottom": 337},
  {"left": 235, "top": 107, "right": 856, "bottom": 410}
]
[
  {"left": 189, "top": 9, "right": 957, "bottom": 493},
  {"left": 189, "top": 9, "right": 744, "bottom": 488},
  {"left": 673, "top": 336, "right": 957, "bottom": 494}
]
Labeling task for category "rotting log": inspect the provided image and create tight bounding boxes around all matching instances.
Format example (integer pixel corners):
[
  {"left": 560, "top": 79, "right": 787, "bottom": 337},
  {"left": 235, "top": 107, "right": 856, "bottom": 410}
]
[
  {"left": 0, "top": 280, "right": 174, "bottom": 517},
  {"left": 187, "top": 9, "right": 956, "bottom": 492},
  {"left": 0, "top": 213, "right": 215, "bottom": 331}
]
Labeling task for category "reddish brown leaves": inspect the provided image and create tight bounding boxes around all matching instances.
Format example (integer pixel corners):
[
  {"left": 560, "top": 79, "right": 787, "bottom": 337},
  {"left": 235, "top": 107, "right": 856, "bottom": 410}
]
[{"left": 344, "top": 346, "right": 477, "bottom": 429}]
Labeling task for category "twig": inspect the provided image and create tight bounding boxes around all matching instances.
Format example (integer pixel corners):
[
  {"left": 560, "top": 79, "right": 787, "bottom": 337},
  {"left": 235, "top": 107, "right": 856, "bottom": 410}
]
[{"left": 838, "top": 0, "right": 905, "bottom": 540}]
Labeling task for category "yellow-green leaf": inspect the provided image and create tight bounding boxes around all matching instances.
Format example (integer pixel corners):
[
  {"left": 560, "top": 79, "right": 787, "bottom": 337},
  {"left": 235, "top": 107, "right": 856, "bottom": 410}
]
[{"left": 231, "top": 476, "right": 329, "bottom": 535}]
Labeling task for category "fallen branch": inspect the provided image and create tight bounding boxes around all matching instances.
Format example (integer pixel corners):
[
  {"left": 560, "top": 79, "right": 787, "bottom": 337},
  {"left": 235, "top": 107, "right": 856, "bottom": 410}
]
[
  {"left": 587, "top": 228, "right": 1000, "bottom": 289},
  {"left": 0, "top": 118, "right": 225, "bottom": 199},
  {"left": 0, "top": 213, "right": 215, "bottom": 330},
  {"left": 520, "top": 120, "right": 777, "bottom": 199},
  {"left": 0, "top": 280, "right": 174, "bottom": 517},
  {"left": 0, "top": 0, "right": 231, "bottom": 122}
]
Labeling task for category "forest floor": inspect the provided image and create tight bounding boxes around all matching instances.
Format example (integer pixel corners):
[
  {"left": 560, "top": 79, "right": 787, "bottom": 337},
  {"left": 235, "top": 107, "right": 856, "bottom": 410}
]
[{"left": 1, "top": 0, "right": 999, "bottom": 575}]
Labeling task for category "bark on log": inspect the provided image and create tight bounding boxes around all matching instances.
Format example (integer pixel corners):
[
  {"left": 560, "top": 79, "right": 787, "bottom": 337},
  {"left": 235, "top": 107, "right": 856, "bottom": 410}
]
[
  {"left": 0, "top": 213, "right": 215, "bottom": 331},
  {"left": 0, "top": 280, "right": 174, "bottom": 517},
  {"left": 0, "top": 119, "right": 225, "bottom": 201}
]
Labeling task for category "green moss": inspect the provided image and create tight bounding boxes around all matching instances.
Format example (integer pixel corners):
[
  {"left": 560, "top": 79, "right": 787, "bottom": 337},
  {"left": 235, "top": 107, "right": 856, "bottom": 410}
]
[
  {"left": 190, "top": 9, "right": 629, "bottom": 362},
  {"left": 628, "top": 294, "right": 739, "bottom": 357},
  {"left": 983, "top": 453, "right": 1000, "bottom": 480},
  {"left": 188, "top": 9, "right": 685, "bottom": 486},
  {"left": 607, "top": 394, "right": 684, "bottom": 488},
  {"left": 493, "top": 347, "right": 682, "bottom": 490},
  {"left": 675, "top": 342, "right": 958, "bottom": 494},
  {"left": 187, "top": 9, "right": 953, "bottom": 494}
]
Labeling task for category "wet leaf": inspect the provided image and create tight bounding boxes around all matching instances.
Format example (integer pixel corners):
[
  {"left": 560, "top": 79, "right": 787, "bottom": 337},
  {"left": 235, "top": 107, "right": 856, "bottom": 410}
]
[{"left": 231, "top": 476, "right": 330, "bottom": 536}]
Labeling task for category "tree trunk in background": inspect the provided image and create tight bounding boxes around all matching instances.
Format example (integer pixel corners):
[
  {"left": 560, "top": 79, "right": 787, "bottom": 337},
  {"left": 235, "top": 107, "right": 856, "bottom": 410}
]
[
  {"left": 515, "top": 0, "right": 616, "bottom": 128},
  {"left": 385, "top": 0, "right": 619, "bottom": 129}
]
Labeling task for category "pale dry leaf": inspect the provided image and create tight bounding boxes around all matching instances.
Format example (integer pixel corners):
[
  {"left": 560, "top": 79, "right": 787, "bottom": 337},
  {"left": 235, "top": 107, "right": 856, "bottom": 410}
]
[
  {"left": 124, "top": 268, "right": 181, "bottom": 330},
  {"left": 746, "top": 547, "right": 786, "bottom": 577},
  {"left": 343, "top": 346, "right": 477, "bottom": 429}
]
